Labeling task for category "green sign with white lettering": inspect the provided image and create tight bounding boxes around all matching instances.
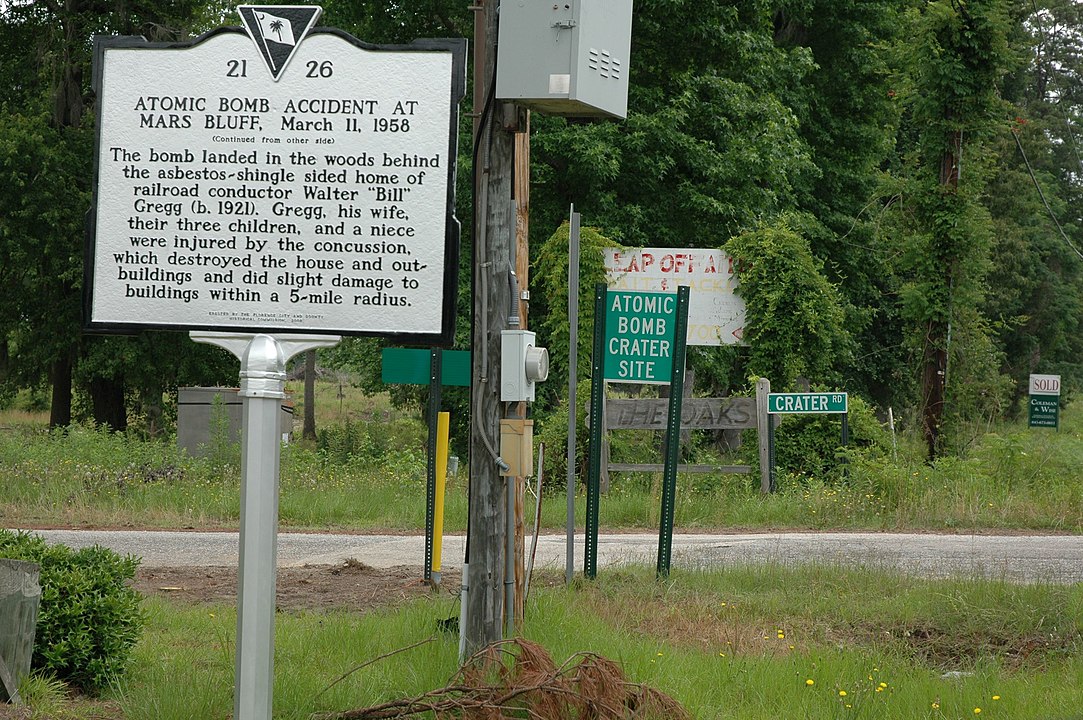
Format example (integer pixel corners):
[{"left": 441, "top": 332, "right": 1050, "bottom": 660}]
[
  {"left": 603, "top": 291, "right": 677, "bottom": 383},
  {"left": 1028, "top": 395, "right": 1059, "bottom": 429},
  {"left": 768, "top": 392, "right": 848, "bottom": 414}
]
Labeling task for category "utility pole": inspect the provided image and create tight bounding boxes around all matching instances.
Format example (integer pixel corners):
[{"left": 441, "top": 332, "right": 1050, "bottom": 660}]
[
  {"left": 921, "top": 127, "right": 961, "bottom": 461},
  {"left": 464, "top": 0, "right": 630, "bottom": 651},
  {"left": 465, "top": 0, "right": 519, "bottom": 655}
]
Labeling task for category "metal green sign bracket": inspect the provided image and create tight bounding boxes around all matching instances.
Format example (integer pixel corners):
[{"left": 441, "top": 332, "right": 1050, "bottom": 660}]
[{"left": 382, "top": 347, "right": 470, "bottom": 581}]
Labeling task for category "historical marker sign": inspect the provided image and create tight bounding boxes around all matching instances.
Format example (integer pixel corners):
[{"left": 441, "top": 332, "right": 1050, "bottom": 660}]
[
  {"left": 85, "top": 19, "right": 466, "bottom": 343},
  {"left": 768, "top": 392, "right": 848, "bottom": 414},
  {"left": 605, "top": 247, "right": 745, "bottom": 346},
  {"left": 603, "top": 291, "right": 676, "bottom": 383}
]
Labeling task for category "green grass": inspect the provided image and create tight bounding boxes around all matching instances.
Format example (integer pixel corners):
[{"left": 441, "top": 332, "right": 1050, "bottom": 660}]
[
  {"left": 3, "top": 383, "right": 1083, "bottom": 533},
  {"left": 6, "top": 383, "right": 1082, "bottom": 719},
  {"left": 93, "top": 564, "right": 1083, "bottom": 719},
  {"left": 283, "top": 374, "right": 401, "bottom": 427}
]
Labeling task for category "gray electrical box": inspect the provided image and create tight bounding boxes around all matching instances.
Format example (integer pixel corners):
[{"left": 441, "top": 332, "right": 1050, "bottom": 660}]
[
  {"left": 177, "top": 387, "right": 294, "bottom": 456},
  {"left": 495, "top": 0, "right": 633, "bottom": 119}
]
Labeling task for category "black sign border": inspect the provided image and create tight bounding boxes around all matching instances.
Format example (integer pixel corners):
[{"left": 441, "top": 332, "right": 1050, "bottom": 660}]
[{"left": 84, "top": 28, "right": 466, "bottom": 346}]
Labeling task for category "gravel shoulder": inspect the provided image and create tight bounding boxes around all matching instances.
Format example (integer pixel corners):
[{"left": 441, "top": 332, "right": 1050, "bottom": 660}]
[{"left": 15, "top": 528, "right": 1083, "bottom": 586}]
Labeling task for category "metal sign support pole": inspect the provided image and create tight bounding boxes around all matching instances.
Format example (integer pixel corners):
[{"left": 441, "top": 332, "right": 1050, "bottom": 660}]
[
  {"left": 585, "top": 283, "right": 608, "bottom": 579},
  {"left": 565, "top": 206, "right": 580, "bottom": 586},
  {"left": 657, "top": 286, "right": 690, "bottom": 579},
  {"left": 840, "top": 413, "right": 850, "bottom": 478},
  {"left": 425, "top": 348, "right": 443, "bottom": 583},
  {"left": 191, "top": 332, "right": 340, "bottom": 720},
  {"left": 768, "top": 416, "right": 777, "bottom": 493}
]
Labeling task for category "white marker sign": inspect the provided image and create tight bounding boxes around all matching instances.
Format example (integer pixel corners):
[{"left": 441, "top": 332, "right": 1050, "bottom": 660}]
[
  {"left": 604, "top": 247, "right": 745, "bottom": 345},
  {"left": 86, "top": 22, "right": 465, "bottom": 342}
]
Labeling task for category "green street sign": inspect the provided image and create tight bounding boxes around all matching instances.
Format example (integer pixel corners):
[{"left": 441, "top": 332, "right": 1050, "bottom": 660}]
[
  {"left": 603, "top": 291, "right": 677, "bottom": 383},
  {"left": 1028, "top": 395, "right": 1059, "bottom": 429},
  {"left": 768, "top": 392, "right": 848, "bottom": 414},
  {"left": 381, "top": 348, "right": 471, "bottom": 386}
]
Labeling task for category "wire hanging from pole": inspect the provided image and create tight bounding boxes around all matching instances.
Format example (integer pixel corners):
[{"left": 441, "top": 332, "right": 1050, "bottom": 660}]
[{"left": 1011, "top": 127, "right": 1083, "bottom": 263}]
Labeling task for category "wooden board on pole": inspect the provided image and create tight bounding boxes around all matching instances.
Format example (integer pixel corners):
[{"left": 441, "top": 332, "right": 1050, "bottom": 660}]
[
  {"left": 513, "top": 114, "right": 530, "bottom": 628},
  {"left": 756, "top": 379, "right": 772, "bottom": 494}
]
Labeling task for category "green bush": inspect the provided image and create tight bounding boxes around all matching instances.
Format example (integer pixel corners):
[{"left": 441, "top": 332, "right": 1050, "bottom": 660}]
[
  {"left": 0, "top": 530, "right": 144, "bottom": 694},
  {"left": 534, "top": 386, "right": 585, "bottom": 492},
  {"left": 740, "top": 392, "right": 890, "bottom": 485}
]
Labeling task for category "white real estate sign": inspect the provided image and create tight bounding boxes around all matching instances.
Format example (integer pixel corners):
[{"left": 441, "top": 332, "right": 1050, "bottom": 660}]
[
  {"left": 1028, "top": 374, "right": 1061, "bottom": 396},
  {"left": 1028, "top": 373, "right": 1061, "bottom": 429},
  {"left": 604, "top": 247, "right": 745, "bottom": 345},
  {"left": 86, "top": 22, "right": 465, "bottom": 342}
]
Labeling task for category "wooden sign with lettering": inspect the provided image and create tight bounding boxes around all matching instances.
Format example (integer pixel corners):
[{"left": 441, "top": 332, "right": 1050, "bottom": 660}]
[
  {"left": 85, "top": 24, "right": 466, "bottom": 343},
  {"left": 605, "top": 397, "right": 757, "bottom": 431},
  {"left": 604, "top": 248, "right": 746, "bottom": 346}
]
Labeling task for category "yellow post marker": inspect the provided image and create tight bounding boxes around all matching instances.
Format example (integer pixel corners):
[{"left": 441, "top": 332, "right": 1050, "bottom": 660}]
[{"left": 432, "top": 411, "right": 450, "bottom": 584}]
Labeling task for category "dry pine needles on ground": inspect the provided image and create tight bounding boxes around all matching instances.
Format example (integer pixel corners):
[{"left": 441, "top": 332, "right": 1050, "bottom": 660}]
[{"left": 318, "top": 638, "right": 691, "bottom": 719}]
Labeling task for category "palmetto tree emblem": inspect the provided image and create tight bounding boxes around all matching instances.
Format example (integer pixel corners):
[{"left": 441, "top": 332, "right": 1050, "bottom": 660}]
[
  {"left": 239, "top": 5, "right": 320, "bottom": 80},
  {"left": 254, "top": 11, "right": 296, "bottom": 46},
  {"left": 267, "top": 18, "right": 285, "bottom": 41}
]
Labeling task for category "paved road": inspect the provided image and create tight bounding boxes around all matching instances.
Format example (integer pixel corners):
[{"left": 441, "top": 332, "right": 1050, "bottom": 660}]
[{"left": 17, "top": 529, "right": 1083, "bottom": 583}]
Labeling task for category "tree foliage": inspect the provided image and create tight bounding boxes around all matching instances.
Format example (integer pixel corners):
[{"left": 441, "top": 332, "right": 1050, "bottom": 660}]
[
  {"left": 0, "top": 112, "right": 88, "bottom": 405},
  {"left": 725, "top": 218, "right": 849, "bottom": 388},
  {"left": 530, "top": 0, "right": 818, "bottom": 248},
  {"left": 0, "top": 0, "right": 1080, "bottom": 455},
  {"left": 533, "top": 222, "right": 619, "bottom": 396},
  {"left": 984, "top": 0, "right": 1083, "bottom": 415}
]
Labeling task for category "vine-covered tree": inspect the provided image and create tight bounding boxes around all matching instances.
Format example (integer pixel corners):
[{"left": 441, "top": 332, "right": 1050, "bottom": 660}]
[{"left": 893, "top": 0, "right": 1012, "bottom": 458}]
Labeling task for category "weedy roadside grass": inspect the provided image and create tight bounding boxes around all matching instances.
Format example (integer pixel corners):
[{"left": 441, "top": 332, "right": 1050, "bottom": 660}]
[
  {"left": 4, "top": 395, "right": 1083, "bottom": 533},
  {"left": 5, "top": 386, "right": 1081, "bottom": 719},
  {"left": 97, "top": 564, "right": 1083, "bottom": 720}
]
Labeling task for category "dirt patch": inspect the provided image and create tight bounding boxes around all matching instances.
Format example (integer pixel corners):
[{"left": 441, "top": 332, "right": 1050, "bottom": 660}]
[
  {"left": 0, "top": 704, "right": 31, "bottom": 720},
  {"left": 133, "top": 561, "right": 462, "bottom": 612}
]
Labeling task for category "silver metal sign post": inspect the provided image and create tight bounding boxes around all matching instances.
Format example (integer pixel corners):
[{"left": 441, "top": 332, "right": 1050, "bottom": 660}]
[
  {"left": 566, "top": 206, "right": 580, "bottom": 585},
  {"left": 191, "top": 332, "right": 340, "bottom": 720}
]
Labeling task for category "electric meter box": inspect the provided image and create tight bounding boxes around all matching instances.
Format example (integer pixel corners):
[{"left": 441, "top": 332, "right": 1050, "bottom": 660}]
[
  {"left": 495, "top": 0, "right": 633, "bottom": 119},
  {"left": 501, "top": 329, "right": 549, "bottom": 402}
]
